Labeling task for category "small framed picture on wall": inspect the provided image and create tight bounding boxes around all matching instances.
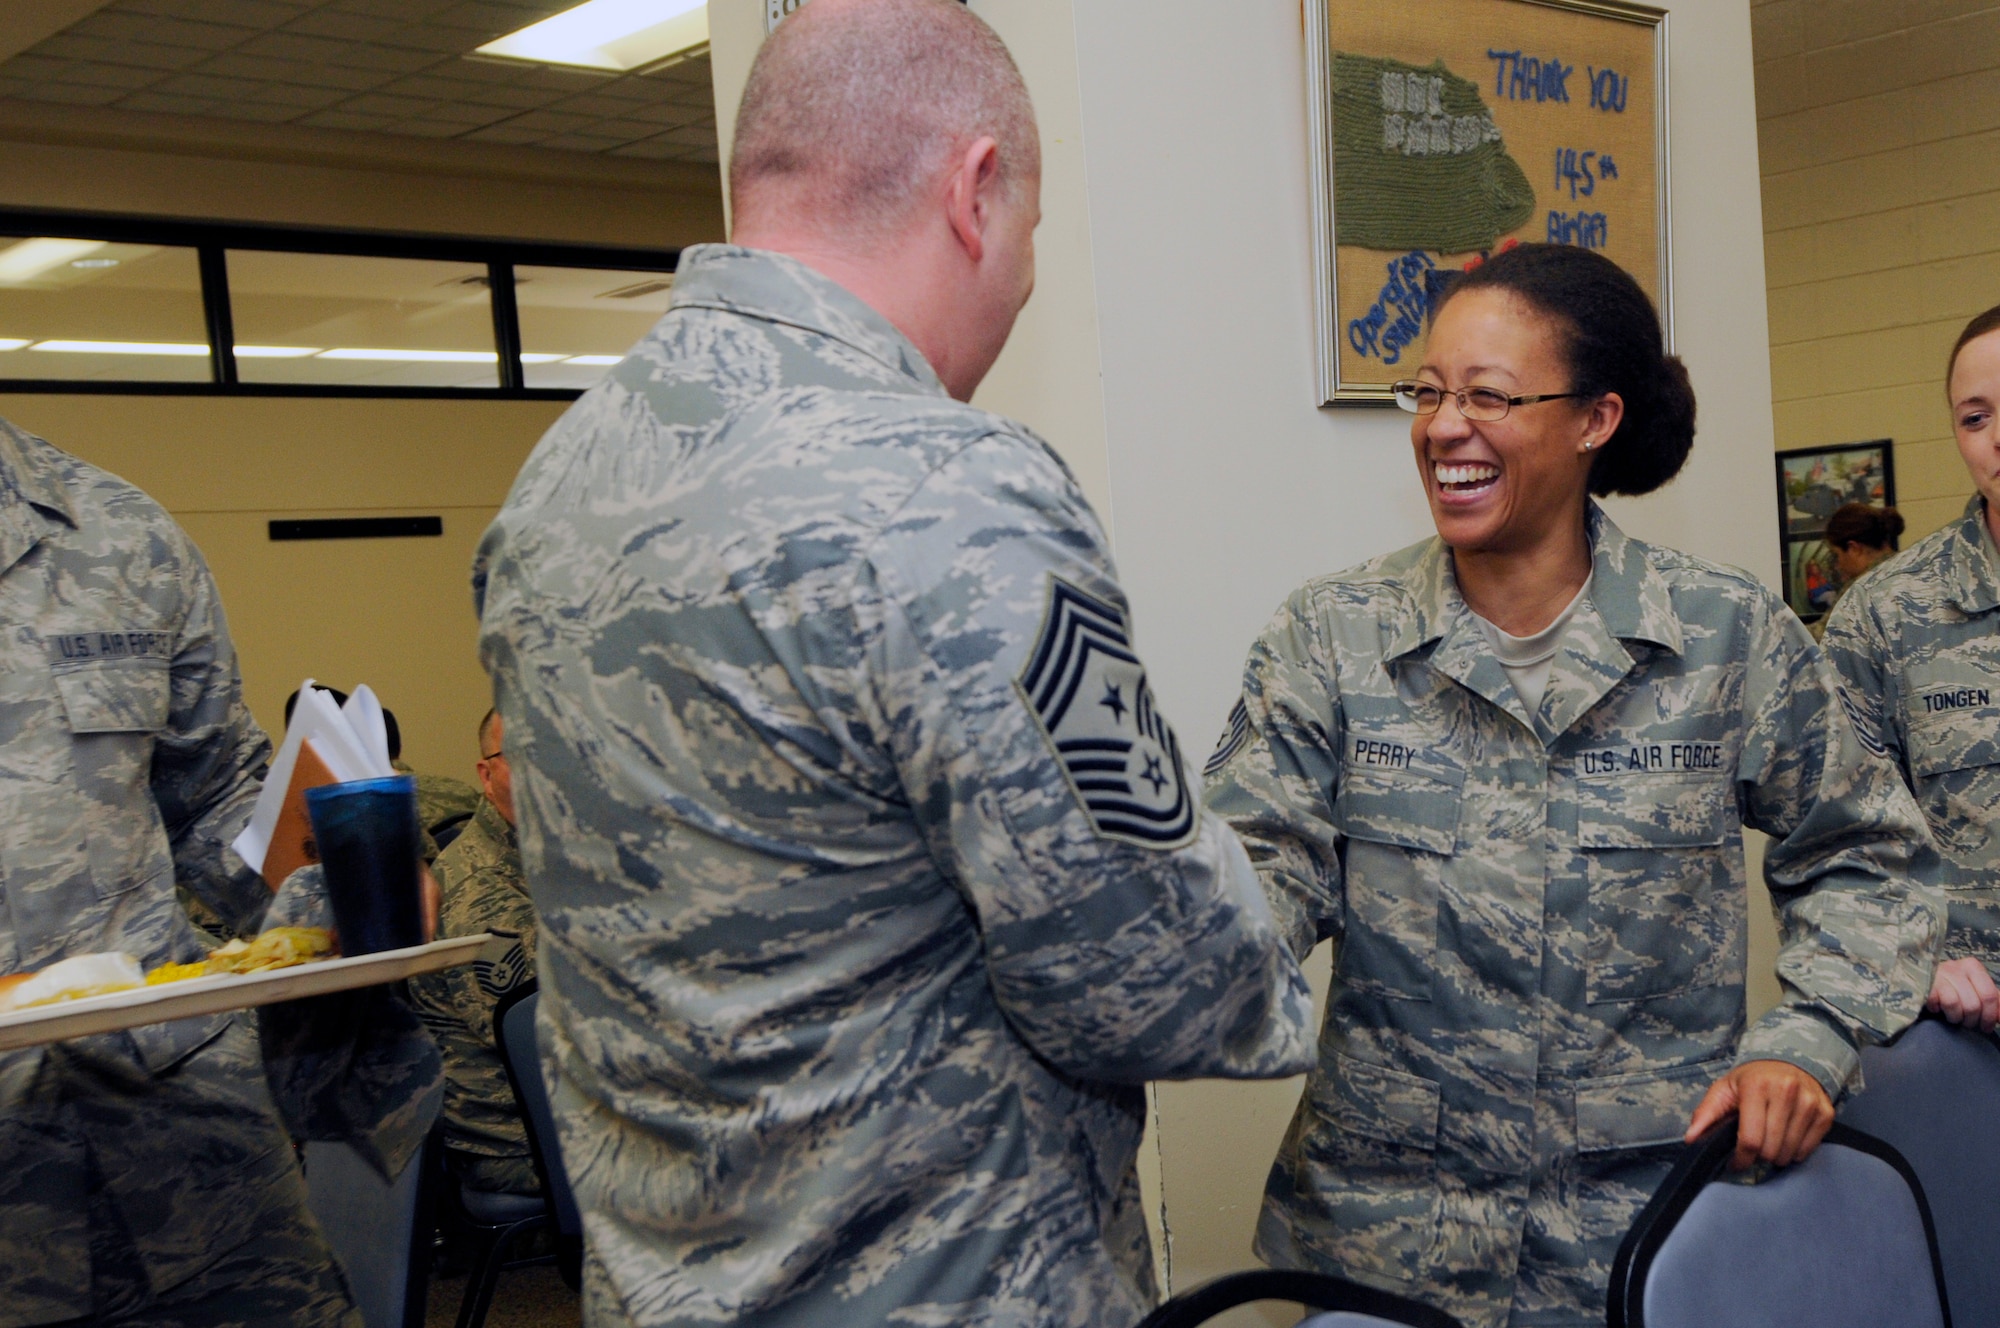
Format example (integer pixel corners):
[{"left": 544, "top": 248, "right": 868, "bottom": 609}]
[{"left": 1775, "top": 440, "right": 1896, "bottom": 624}]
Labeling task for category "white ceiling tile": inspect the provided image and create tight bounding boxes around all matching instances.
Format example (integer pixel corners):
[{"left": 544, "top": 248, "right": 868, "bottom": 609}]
[{"left": 0, "top": 0, "right": 718, "bottom": 163}]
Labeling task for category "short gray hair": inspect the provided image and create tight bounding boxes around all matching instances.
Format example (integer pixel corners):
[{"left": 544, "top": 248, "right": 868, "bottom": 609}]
[{"left": 730, "top": 0, "right": 1039, "bottom": 239}]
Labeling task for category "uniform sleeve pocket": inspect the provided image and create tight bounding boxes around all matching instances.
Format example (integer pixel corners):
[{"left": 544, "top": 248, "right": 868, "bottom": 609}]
[
  {"left": 54, "top": 663, "right": 170, "bottom": 734},
  {"left": 1333, "top": 768, "right": 1464, "bottom": 855},
  {"left": 1575, "top": 1059, "right": 1725, "bottom": 1153},
  {"left": 1577, "top": 773, "right": 1729, "bottom": 848},
  {"left": 53, "top": 664, "right": 172, "bottom": 900},
  {"left": 1906, "top": 711, "right": 2000, "bottom": 779},
  {"left": 1322, "top": 1049, "right": 1441, "bottom": 1151}
]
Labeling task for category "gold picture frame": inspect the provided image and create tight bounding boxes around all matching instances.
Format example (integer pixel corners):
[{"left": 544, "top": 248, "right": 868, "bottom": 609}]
[{"left": 1306, "top": 0, "right": 1670, "bottom": 405}]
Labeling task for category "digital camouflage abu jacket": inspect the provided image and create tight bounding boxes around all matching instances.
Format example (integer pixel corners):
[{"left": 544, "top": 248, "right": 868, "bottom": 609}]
[
  {"left": 473, "top": 245, "right": 1315, "bottom": 1328},
  {"left": 1822, "top": 494, "right": 2000, "bottom": 965},
  {"left": 1205, "top": 508, "right": 1943, "bottom": 1328},
  {"left": 0, "top": 418, "right": 353, "bottom": 1327}
]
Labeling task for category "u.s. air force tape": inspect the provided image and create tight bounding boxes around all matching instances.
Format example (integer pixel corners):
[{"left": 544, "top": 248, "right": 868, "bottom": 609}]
[{"left": 1017, "top": 576, "right": 1197, "bottom": 849}]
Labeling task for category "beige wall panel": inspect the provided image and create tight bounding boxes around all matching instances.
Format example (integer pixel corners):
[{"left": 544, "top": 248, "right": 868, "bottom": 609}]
[
  {"left": 1757, "top": 0, "right": 2000, "bottom": 543},
  {"left": 1753, "top": 52, "right": 1809, "bottom": 118},
  {"left": 0, "top": 396, "right": 561, "bottom": 514},
  {"left": 1898, "top": 436, "right": 1971, "bottom": 502},
  {"left": 1804, "top": 88, "right": 1916, "bottom": 164},
  {"left": 1907, "top": 6, "right": 2000, "bottom": 79},
  {"left": 1760, "top": 223, "right": 1814, "bottom": 288},
  {"left": 0, "top": 138, "right": 722, "bottom": 250},
  {"left": 1806, "top": 210, "right": 1922, "bottom": 281},
  {"left": 0, "top": 395, "right": 561, "bottom": 780},
  {"left": 1800, "top": 30, "right": 1908, "bottom": 106},
  {"left": 1916, "top": 192, "right": 2000, "bottom": 262},
  {"left": 1750, "top": 0, "right": 1804, "bottom": 59},
  {"left": 174, "top": 505, "right": 503, "bottom": 786},
  {"left": 1813, "top": 0, "right": 1908, "bottom": 47},
  {"left": 1901, "top": 494, "right": 1969, "bottom": 541}
]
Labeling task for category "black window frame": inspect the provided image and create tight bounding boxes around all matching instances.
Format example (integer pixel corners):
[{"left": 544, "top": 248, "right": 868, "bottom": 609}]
[{"left": 0, "top": 206, "right": 680, "bottom": 401}]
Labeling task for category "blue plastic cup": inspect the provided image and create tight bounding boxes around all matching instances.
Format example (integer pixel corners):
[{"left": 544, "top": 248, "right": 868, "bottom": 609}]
[{"left": 305, "top": 774, "right": 424, "bottom": 956}]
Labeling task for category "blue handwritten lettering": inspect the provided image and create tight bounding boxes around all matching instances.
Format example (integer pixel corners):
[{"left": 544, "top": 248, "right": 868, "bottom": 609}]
[
  {"left": 1554, "top": 148, "right": 1600, "bottom": 200},
  {"left": 1347, "top": 251, "right": 1438, "bottom": 367},
  {"left": 1487, "top": 49, "right": 1573, "bottom": 103},
  {"left": 1587, "top": 66, "right": 1628, "bottom": 112},
  {"left": 1598, "top": 153, "right": 1618, "bottom": 180},
  {"left": 1547, "top": 211, "right": 1609, "bottom": 249}
]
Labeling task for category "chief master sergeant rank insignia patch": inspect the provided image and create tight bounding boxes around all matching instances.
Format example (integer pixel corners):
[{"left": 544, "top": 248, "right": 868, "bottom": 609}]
[{"left": 1017, "top": 576, "right": 1197, "bottom": 849}]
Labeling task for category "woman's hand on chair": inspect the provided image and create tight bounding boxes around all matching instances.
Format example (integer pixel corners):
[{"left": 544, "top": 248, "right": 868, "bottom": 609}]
[
  {"left": 1685, "top": 1060, "right": 1835, "bottom": 1172},
  {"left": 1927, "top": 957, "right": 2000, "bottom": 1032}
]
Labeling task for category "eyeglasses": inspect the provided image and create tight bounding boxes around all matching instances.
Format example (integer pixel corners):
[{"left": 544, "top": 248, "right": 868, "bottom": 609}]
[
  {"left": 1391, "top": 380, "right": 1587, "bottom": 421},
  {"left": 479, "top": 749, "right": 504, "bottom": 761}
]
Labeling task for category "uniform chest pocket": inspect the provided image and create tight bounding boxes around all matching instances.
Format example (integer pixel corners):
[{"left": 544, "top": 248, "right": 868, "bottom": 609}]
[
  {"left": 1331, "top": 763, "right": 1463, "bottom": 1002},
  {"left": 1905, "top": 708, "right": 2000, "bottom": 881},
  {"left": 54, "top": 663, "right": 171, "bottom": 899},
  {"left": 1577, "top": 773, "right": 1739, "bottom": 1003}
]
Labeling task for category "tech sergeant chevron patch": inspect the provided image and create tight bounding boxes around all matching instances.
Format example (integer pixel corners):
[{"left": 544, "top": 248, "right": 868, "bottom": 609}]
[{"left": 1016, "top": 576, "right": 1197, "bottom": 849}]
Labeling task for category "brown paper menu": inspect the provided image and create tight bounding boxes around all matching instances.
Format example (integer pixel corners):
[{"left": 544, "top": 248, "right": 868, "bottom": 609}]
[{"left": 260, "top": 741, "right": 337, "bottom": 891}]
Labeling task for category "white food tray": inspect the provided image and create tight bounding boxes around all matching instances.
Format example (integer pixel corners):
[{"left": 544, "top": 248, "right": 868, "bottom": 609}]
[{"left": 0, "top": 934, "right": 492, "bottom": 1052}]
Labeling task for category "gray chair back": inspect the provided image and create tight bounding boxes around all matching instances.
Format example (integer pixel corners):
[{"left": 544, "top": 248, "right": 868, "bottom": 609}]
[
  {"left": 1609, "top": 1121, "right": 1947, "bottom": 1328},
  {"left": 1839, "top": 1018, "right": 2000, "bottom": 1325},
  {"left": 1136, "top": 1269, "right": 1460, "bottom": 1328},
  {"left": 494, "top": 983, "right": 583, "bottom": 1280},
  {"left": 304, "top": 1135, "right": 434, "bottom": 1328}
]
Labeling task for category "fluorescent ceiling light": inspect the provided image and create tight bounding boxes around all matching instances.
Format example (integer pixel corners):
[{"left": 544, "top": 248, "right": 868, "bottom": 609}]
[
  {"left": 564, "top": 354, "right": 623, "bottom": 366},
  {"left": 317, "top": 348, "right": 498, "bottom": 363},
  {"left": 476, "top": 0, "right": 708, "bottom": 71},
  {"left": 0, "top": 339, "right": 28, "bottom": 352},
  {"left": 31, "top": 339, "right": 208, "bottom": 356},
  {"left": 518, "top": 353, "right": 567, "bottom": 363},
  {"left": 234, "top": 345, "right": 321, "bottom": 358},
  {"left": 0, "top": 239, "right": 109, "bottom": 284}
]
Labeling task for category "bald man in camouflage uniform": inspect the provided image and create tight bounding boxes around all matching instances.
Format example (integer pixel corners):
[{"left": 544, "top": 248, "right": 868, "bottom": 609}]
[
  {"left": 473, "top": 2, "right": 1313, "bottom": 1325},
  {"left": 1205, "top": 506, "right": 1943, "bottom": 1328},
  {"left": 0, "top": 417, "right": 357, "bottom": 1327},
  {"left": 409, "top": 710, "right": 540, "bottom": 1196}
]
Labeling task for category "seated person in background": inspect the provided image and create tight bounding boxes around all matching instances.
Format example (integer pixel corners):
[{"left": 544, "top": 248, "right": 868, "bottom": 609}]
[
  {"left": 1809, "top": 502, "right": 1903, "bottom": 641},
  {"left": 383, "top": 706, "right": 484, "bottom": 845},
  {"left": 408, "top": 708, "right": 539, "bottom": 1196}
]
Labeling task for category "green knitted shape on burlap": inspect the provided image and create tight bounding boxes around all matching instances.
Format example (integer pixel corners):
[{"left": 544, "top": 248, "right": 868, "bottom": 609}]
[{"left": 1332, "top": 53, "right": 1536, "bottom": 254}]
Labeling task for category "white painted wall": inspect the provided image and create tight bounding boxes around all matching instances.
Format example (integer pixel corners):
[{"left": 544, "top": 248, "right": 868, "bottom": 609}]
[{"left": 710, "top": 0, "right": 1778, "bottom": 1312}]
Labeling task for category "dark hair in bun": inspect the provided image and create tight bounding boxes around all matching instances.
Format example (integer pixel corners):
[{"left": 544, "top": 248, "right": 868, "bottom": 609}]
[
  {"left": 1826, "top": 503, "right": 1904, "bottom": 552},
  {"left": 1435, "top": 243, "right": 1695, "bottom": 497}
]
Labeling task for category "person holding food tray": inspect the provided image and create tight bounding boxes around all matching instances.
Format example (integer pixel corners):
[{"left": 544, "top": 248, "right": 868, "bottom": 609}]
[{"left": 0, "top": 414, "right": 413, "bottom": 1328}]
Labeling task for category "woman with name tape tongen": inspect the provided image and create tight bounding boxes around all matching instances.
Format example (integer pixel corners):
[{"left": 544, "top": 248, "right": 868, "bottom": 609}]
[
  {"left": 1819, "top": 304, "right": 2000, "bottom": 1036},
  {"left": 1202, "top": 243, "right": 1944, "bottom": 1328}
]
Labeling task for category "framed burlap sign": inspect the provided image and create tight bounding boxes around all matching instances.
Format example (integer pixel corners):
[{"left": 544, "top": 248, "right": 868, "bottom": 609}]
[{"left": 1306, "top": 0, "right": 1669, "bottom": 404}]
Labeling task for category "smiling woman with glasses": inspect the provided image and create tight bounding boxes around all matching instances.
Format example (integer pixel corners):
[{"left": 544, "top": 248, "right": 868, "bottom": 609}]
[{"left": 1203, "top": 242, "right": 1943, "bottom": 1328}]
